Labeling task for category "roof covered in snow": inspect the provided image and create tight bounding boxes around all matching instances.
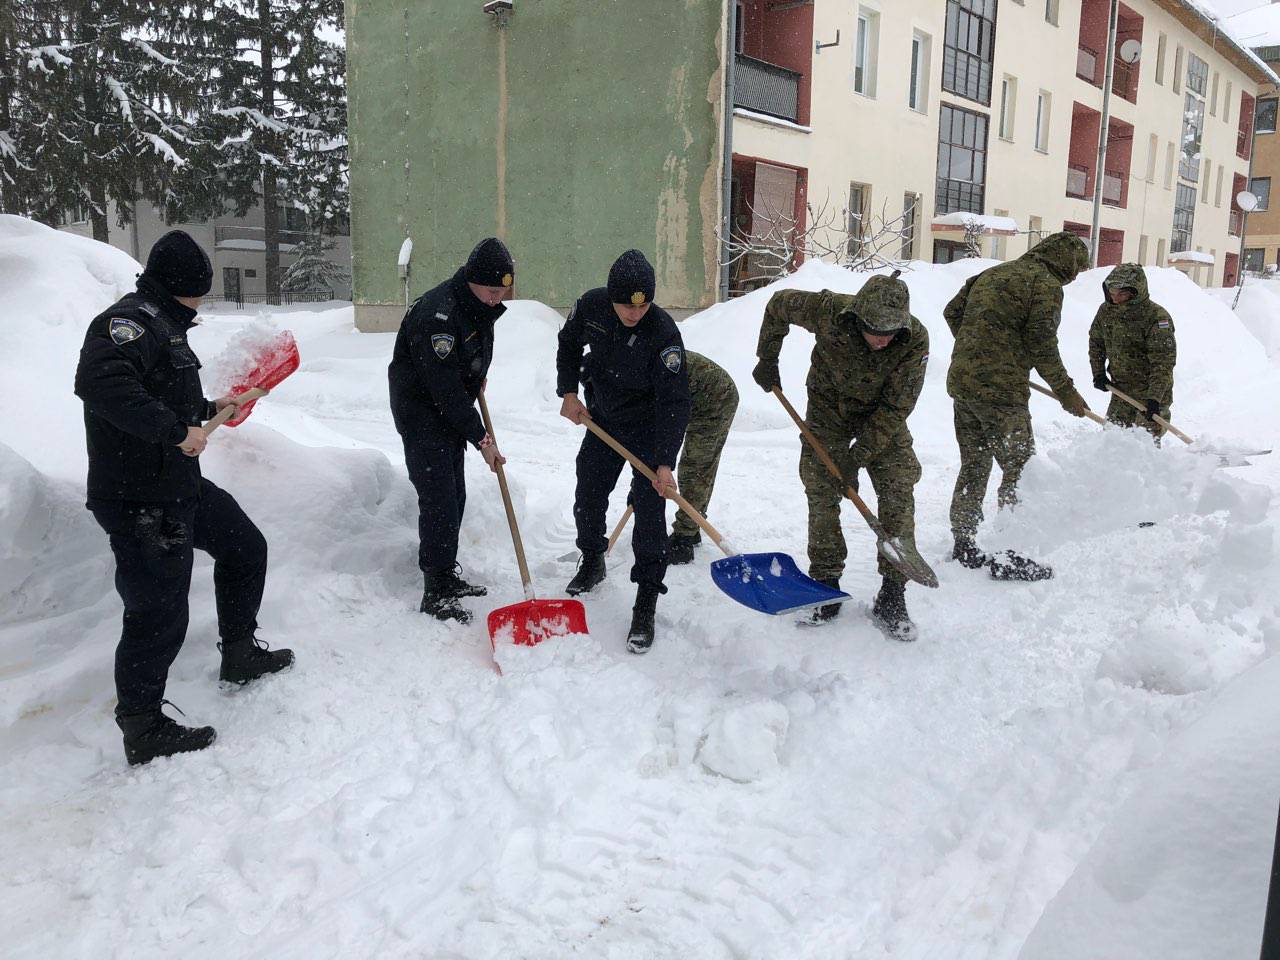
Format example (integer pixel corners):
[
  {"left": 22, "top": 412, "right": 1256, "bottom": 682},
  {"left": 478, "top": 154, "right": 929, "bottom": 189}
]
[
  {"left": 1169, "top": 0, "right": 1280, "bottom": 82},
  {"left": 1168, "top": 249, "right": 1217, "bottom": 264},
  {"left": 1225, "top": 3, "right": 1280, "bottom": 51},
  {"left": 931, "top": 212, "right": 1020, "bottom": 235}
]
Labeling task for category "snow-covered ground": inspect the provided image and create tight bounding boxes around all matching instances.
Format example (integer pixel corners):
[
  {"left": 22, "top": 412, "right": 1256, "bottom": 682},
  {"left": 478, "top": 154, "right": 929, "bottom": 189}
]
[{"left": 2, "top": 213, "right": 1279, "bottom": 958}]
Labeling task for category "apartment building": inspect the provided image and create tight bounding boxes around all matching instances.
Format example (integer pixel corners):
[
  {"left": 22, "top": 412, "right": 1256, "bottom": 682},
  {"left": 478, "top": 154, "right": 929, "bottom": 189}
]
[
  {"left": 731, "top": 0, "right": 1274, "bottom": 288},
  {"left": 1226, "top": 3, "right": 1280, "bottom": 273}
]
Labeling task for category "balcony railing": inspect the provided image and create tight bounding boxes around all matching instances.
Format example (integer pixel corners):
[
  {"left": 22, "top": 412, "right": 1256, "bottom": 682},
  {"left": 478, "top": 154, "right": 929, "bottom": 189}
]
[
  {"left": 734, "top": 54, "right": 801, "bottom": 123},
  {"left": 1066, "top": 164, "right": 1090, "bottom": 199},
  {"left": 1077, "top": 46, "right": 1098, "bottom": 83},
  {"left": 214, "top": 225, "right": 309, "bottom": 248},
  {"left": 1102, "top": 170, "right": 1124, "bottom": 205},
  {"left": 1230, "top": 209, "right": 1244, "bottom": 236}
]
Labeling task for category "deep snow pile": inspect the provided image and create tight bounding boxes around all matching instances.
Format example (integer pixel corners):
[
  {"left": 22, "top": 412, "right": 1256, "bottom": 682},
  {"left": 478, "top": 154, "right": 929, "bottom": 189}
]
[{"left": 2, "top": 214, "right": 1279, "bottom": 959}]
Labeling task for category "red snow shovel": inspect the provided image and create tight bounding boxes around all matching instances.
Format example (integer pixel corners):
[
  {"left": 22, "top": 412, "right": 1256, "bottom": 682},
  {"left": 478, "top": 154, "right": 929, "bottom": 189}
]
[
  {"left": 220, "top": 330, "right": 300, "bottom": 427},
  {"left": 478, "top": 391, "right": 589, "bottom": 648}
]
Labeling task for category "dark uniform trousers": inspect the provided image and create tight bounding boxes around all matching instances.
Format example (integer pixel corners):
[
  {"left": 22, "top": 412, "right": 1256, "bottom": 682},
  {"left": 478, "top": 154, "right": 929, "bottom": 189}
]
[
  {"left": 574, "top": 415, "right": 669, "bottom": 587},
  {"left": 401, "top": 433, "right": 467, "bottom": 575},
  {"left": 89, "top": 478, "right": 267, "bottom": 715}
]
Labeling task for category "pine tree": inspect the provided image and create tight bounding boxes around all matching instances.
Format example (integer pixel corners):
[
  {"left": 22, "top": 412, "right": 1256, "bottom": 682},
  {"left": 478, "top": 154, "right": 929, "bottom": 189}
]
[{"left": 281, "top": 232, "right": 347, "bottom": 294}]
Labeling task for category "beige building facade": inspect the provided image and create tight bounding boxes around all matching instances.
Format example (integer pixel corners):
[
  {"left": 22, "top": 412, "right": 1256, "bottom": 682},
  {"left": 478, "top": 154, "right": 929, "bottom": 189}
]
[{"left": 727, "top": 0, "right": 1275, "bottom": 289}]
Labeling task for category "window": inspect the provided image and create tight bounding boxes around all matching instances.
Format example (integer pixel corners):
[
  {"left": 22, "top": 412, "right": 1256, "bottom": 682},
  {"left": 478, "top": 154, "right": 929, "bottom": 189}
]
[
  {"left": 1210, "top": 72, "right": 1219, "bottom": 117},
  {"left": 1045, "top": 0, "right": 1059, "bottom": 26},
  {"left": 854, "top": 9, "right": 880, "bottom": 97},
  {"left": 734, "top": 1, "right": 744, "bottom": 54},
  {"left": 1225, "top": 82, "right": 1233, "bottom": 123},
  {"left": 244, "top": 269, "right": 258, "bottom": 278},
  {"left": 1186, "top": 54, "right": 1208, "bottom": 97},
  {"left": 1179, "top": 92, "right": 1205, "bottom": 182},
  {"left": 1172, "top": 182, "right": 1196, "bottom": 253},
  {"left": 1239, "top": 91, "right": 1256, "bottom": 159},
  {"left": 1145, "top": 134, "right": 1159, "bottom": 182},
  {"left": 1215, "top": 165, "right": 1224, "bottom": 207},
  {"left": 1164, "top": 142, "right": 1175, "bottom": 189},
  {"left": 1156, "top": 238, "right": 1167, "bottom": 265},
  {"left": 901, "top": 192, "right": 919, "bottom": 260},
  {"left": 1173, "top": 46, "right": 1184, "bottom": 94},
  {"left": 933, "top": 240, "right": 971, "bottom": 264},
  {"left": 1244, "top": 248, "right": 1265, "bottom": 273},
  {"left": 909, "top": 31, "right": 931, "bottom": 112},
  {"left": 1155, "top": 33, "right": 1167, "bottom": 86},
  {"left": 999, "top": 76, "right": 1017, "bottom": 139},
  {"left": 992, "top": 208, "right": 1009, "bottom": 258},
  {"left": 1250, "top": 176, "right": 1271, "bottom": 211},
  {"left": 935, "top": 102, "right": 990, "bottom": 214},
  {"left": 1200, "top": 161, "right": 1210, "bottom": 203},
  {"left": 1034, "top": 91, "right": 1051, "bottom": 153},
  {"left": 1028, "top": 215, "right": 1043, "bottom": 251},
  {"left": 1257, "top": 97, "right": 1278, "bottom": 135},
  {"left": 943, "top": 0, "right": 997, "bottom": 105},
  {"left": 847, "top": 182, "right": 870, "bottom": 257}
]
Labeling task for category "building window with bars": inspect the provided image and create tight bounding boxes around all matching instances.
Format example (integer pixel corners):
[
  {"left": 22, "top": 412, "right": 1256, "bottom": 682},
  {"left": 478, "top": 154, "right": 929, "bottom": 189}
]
[
  {"left": 935, "top": 103, "right": 989, "bottom": 214},
  {"left": 942, "top": 0, "right": 997, "bottom": 106},
  {"left": 1186, "top": 52, "right": 1208, "bottom": 97},
  {"left": 1171, "top": 182, "right": 1196, "bottom": 253},
  {"left": 1178, "top": 92, "right": 1205, "bottom": 182}
]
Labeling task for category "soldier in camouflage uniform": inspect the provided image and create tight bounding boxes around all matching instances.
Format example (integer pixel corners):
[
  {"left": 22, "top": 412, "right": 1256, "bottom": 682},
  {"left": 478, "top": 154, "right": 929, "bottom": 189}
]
[
  {"left": 944, "top": 231, "right": 1092, "bottom": 581},
  {"left": 751, "top": 273, "right": 928, "bottom": 641},
  {"left": 668, "top": 351, "right": 739, "bottom": 564},
  {"left": 1088, "top": 263, "right": 1176, "bottom": 441}
]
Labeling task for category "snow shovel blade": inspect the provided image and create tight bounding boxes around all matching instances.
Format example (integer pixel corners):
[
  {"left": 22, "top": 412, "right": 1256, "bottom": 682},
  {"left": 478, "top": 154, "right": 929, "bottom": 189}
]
[
  {"left": 224, "top": 331, "right": 300, "bottom": 427},
  {"left": 876, "top": 536, "right": 939, "bottom": 589},
  {"left": 710, "top": 552, "right": 850, "bottom": 616},
  {"left": 488, "top": 597, "right": 589, "bottom": 648}
]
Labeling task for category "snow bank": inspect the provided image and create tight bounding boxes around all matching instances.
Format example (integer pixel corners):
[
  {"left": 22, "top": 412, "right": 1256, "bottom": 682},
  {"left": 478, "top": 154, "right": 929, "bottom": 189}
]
[{"left": 1212, "top": 278, "right": 1280, "bottom": 361}]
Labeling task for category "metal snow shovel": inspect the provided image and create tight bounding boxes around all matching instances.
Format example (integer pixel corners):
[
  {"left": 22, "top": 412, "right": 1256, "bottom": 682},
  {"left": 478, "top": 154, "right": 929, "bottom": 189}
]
[
  {"left": 579, "top": 415, "right": 849, "bottom": 616},
  {"left": 479, "top": 391, "right": 589, "bottom": 647},
  {"left": 771, "top": 387, "right": 940, "bottom": 590},
  {"left": 556, "top": 505, "right": 633, "bottom": 563},
  {"left": 220, "top": 330, "right": 300, "bottom": 427},
  {"left": 1107, "top": 384, "right": 1272, "bottom": 460}
]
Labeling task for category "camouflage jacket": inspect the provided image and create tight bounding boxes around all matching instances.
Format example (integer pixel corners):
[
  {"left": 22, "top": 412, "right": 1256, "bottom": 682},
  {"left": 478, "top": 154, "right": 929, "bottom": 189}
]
[
  {"left": 757, "top": 287, "right": 929, "bottom": 463},
  {"left": 1088, "top": 263, "right": 1176, "bottom": 405},
  {"left": 944, "top": 231, "right": 1089, "bottom": 407}
]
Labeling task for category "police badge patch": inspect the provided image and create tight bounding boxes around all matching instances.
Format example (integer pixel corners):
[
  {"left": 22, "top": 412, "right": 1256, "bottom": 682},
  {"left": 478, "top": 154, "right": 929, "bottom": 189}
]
[
  {"left": 660, "top": 345, "right": 682, "bottom": 373},
  {"left": 431, "top": 334, "right": 455, "bottom": 359},
  {"left": 109, "top": 317, "right": 145, "bottom": 345}
]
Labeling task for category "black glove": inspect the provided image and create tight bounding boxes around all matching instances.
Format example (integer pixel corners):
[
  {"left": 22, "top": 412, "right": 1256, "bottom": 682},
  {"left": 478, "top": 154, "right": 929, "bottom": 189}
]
[
  {"left": 751, "top": 357, "right": 781, "bottom": 392},
  {"left": 1092, "top": 374, "right": 1111, "bottom": 393},
  {"left": 1144, "top": 399, "right": 1161, "bottom": 420}
]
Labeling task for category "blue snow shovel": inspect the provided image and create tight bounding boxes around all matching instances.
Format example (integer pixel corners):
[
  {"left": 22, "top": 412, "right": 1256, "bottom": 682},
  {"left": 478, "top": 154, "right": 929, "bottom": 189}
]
[{"left": 581, "top": 417, "right": 850, "bottom": 616}]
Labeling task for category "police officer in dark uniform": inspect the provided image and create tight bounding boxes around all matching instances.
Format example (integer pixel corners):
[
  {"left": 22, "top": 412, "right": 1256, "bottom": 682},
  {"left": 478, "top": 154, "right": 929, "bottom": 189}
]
[
  {"left": 388, "top": 237, "right": 512, "bottom": 623},
  {"left": 556, "top": 250, "right": 691, "bottom": 654},
  {"left": 74, "top": 230, "right": 293, "bottom": 766}
]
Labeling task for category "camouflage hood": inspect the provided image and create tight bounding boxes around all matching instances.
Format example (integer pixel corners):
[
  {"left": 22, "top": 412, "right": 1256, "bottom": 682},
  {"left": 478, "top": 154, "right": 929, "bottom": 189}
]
[
  {"left": 1023, "top": 231, "right": 1090, "bottom": 285},
  {"left": 1101, "top": 262, "right": 1150, "bottom": 305},
  {"left": 840, "top": 273, "right": 912, "bottom": 334}
]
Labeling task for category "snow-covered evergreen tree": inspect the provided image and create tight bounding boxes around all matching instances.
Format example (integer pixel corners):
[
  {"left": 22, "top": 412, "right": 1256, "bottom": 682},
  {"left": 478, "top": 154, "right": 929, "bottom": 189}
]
[{"left": 281, "top": 232, "right": 347, "bottom": 294}]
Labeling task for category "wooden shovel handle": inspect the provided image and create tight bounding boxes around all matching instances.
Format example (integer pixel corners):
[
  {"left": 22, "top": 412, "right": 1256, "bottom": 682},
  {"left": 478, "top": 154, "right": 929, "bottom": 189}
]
[
  {"left": 1107, "top": 385, "right": 1194, "bottom": 445},
  {"left": 203, "top": 387, "right": 268, "bottom": 437},
  {"left": 606, "top": 505, "right": 634, "bottom": 556},
  {"left": 770, "top": 387, "right": 882, "bottom": 532},
  {"left": 579, "top": 416, "right": 736, "bottom": 557},
  {"left": 1029, "top": 381, "right": 1109, "bottom": 426},
  {"left": 478, "top": 391, "right": 534, "bottom": 599}
]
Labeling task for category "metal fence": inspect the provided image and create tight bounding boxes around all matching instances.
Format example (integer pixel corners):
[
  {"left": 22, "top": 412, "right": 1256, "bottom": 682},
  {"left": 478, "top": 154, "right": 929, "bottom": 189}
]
[
  {"left": 734, "top": 54, "right": 801, "bottom": 123},
  {"left": 206, "top": 290, "right": 333, "bottom": 308}
]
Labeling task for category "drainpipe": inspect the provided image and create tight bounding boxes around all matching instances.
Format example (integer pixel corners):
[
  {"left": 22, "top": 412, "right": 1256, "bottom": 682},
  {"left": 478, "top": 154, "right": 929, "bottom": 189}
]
[
  {"left": 1090, "top": 0, "right": 1120, "bottom": 269},
  {"left": 719, "top": 1, "right": 737, "bottom": 302}
]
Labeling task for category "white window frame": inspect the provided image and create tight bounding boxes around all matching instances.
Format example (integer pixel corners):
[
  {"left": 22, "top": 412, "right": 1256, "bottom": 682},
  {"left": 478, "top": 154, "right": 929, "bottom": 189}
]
[
  {"left": 1034, "top": 90, "right": 1051, "bottom": 153},
  {"left": 854, "top": 9, "right": 880, "bottom": 98},
  {"left": 909, "top": 30, "right": 931, "bottom": 113},
  {"left": 999, "top": 75, "right": 1017, "bottom": 141},
  {"left": 1045, "top": 0, "right": 1059, "bottom": 27}
]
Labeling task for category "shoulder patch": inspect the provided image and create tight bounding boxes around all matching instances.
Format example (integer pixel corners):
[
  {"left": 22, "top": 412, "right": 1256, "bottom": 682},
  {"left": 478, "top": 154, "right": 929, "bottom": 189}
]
[
  {"left": 920, "top": 352, "right": 930, "bottom": 366},
  {"left": 434, "top": 312, "right": 449, "bottom": 321},
  {"left": 1157, "top": 318, "right": 1171, "bottom": 329},
  {"left": 109, "top": 317, "right": 146, "bottom": 346},
  {"left": 660, "top": 345, "right": 683, "bottom": 374},
  {"left": 431, "top": 333, "right": 455, "bottom": 359}
]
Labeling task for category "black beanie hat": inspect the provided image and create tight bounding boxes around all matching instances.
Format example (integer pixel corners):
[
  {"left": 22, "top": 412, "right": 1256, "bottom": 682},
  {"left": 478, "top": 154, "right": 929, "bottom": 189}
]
[
  {"left": 143, "top": 230, "right": 213, "bottom": 298},
  {"left": 607, "top": 249, "right": 655, "bottom": 305},
  {"left": 463, "top": 237, "right": 515, "bottom": 288}
]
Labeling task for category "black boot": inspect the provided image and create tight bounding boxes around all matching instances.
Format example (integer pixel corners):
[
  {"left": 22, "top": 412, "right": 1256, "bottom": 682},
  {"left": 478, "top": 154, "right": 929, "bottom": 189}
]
[
  {"left": 987, "top": 550, "right": 1054, "bottom": 582},
  {"left": 420, "top": 570, "right": 473, "bottom": 623},
  {"left": 871, "top": 577, "right": 917, "bottom": 642},
  {"left": 626, "top": 584, "right": 663, "bottom": 654},
  {"left": 439, "top": 562, "right": 487, "bottom": 598},
  {"left": 566, "top": 551, "right": 607, "bottom": 596},
  {"left": 219, "top": 635, "right": 295, "bottom": 684},
  {"left": 806, "top": 578, "right": 844, "bottom": 625},
  {"left": 951, "top": 537, "right": 989, "bottom": 570},
  {"left": 116, "top": 702, "right": 216, "bottom": 766},
  {"left": 667, "top": 532, "right": 700, "bottom": 566}
]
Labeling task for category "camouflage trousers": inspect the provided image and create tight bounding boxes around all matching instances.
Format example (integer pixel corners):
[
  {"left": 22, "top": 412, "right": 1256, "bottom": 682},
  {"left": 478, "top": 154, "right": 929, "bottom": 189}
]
[
  {"left": 672, "top": 376, "right": 740, "bottom": 539},
  {"left": 800, "top": 404, "right": 921, "bottom": 584},
  {"left": 949, "top": 400, "right": 1035, "bottom": 542},
  {"left": 1106, "top": 396, "right": 1170, "bottom": 441}
]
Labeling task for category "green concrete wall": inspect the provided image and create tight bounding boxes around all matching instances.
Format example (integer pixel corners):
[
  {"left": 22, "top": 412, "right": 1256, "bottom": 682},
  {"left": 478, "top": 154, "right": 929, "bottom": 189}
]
[{"left": 346, "top": 0, "right": 724, "bottom": 328}]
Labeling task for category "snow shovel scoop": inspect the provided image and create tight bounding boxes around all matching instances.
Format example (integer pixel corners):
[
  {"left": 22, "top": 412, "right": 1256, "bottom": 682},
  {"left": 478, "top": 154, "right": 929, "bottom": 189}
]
[
  {"left": 771, "top": 387, "right": 940, "bottom": 590},
  {"left": 556, "top": 505, "right": 632, "bottom": 563},
  {"left": 579, "top": 415, "right": 850, "bottom": 616},
  {"left": 1106, "top": 384, "right": 1271, "bottom": 462},
  {"left": 220, "top": 330, "right": 300, "bottom": 427},
  {"left": 479, "top": 391, "right": 589, "bottom": 647}
]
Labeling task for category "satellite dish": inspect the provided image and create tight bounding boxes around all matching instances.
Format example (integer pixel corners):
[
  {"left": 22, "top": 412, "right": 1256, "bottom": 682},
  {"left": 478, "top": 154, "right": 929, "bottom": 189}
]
[
  {"left": 1237, "top": 190, "right": 1260, "bottom": 212},
  {"left": 1119, "top": 39, "right": 1142, "bottom": 64}
]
